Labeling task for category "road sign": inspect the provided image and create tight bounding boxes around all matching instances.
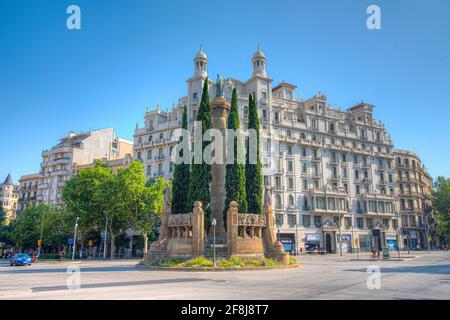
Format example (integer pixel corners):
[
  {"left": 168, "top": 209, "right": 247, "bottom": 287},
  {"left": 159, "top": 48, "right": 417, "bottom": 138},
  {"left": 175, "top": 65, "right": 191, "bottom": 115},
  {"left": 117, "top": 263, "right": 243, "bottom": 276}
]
[
  {"left": 88, "top": 240, "right": 94, "bottom": 246},
  {"left": 37, "top": 239, "right": 42, "bottom": 246},
  {"left": 68, "top": 238, "right": 74, "bottom": 245}
]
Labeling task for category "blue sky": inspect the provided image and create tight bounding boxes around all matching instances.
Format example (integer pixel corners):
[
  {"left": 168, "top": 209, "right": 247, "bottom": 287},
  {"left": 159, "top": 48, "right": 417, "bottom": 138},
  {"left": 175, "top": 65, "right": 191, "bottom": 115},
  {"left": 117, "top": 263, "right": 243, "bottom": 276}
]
[{"left": 1, "top": 0, "right": 449, "bottom": 183}]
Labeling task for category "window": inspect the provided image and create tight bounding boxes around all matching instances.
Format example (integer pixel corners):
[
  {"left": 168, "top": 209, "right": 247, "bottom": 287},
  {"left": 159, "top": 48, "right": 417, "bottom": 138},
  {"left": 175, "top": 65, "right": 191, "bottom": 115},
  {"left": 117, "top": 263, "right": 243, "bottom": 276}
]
[
  {"left": 316, "top": 197, "right": 326, "bottom": 210},
  {"left": 302, "top": 179, "right": 308, "bottom": 190},
  {"left": 345, "top": 217, "right": 352, "bottom": 228},
  {"left": 288, "top": 178, "right": 294, "bottom": 190},
  {"left": 302, "top": 162, "right": 307, "bottom": 174},
  {"left": 357, "top": 217, "right": 364, "bottom": 229},
  {"left": 383, "top": 219, "right": 390, "bottom": 228},
  {"left": 327, "top": 198, "right": 336, "bottom": 210},
  {"left": 288, "top": 214, "right": 296, "bottom": 227},
  {"left": 392, "top": 219, "right": 398, "bottom": 230},
  {"left": 263, "top": 175, "right": 270, "bottom": 186},
  {"left": 261, "top": 91, "right": 267, "bottom": 100},
  {"left": 193, "top": 92, "right": 198, "bottom": 100},
  {"left": 275, "top": 177, "right": 282, "bottom": 190},
  {"left": 314, "top": 216, "right": 322, "bottom": 227},
  {"left": 301, "top": 147, "right": 307, "bottom": 157},
  {"left": 287, "top": 145, "right": 293, "bottom": 155},
  {"left": 366, "top": 218, "right": 374, "bottom": 229},
  {"left": 275, "top": 214, "right": 283, "bottom": 227},
  {"left": 287, "top": 160, "right": 294, "bottom": 173},
  {"left": 262, "top": 110, "right": 268, "bottom": 121},
  {"left": 303, "top": 215, "right": 311, "bottom": 227},
  {"left": 275, "top": 194, "right": 282, "bottom": 209},
  {"left": 146, "top": 165, "right": 151, "bottom": 175},
  {"left": 288, "top": 194, "right": 295, "bottom": 206}
]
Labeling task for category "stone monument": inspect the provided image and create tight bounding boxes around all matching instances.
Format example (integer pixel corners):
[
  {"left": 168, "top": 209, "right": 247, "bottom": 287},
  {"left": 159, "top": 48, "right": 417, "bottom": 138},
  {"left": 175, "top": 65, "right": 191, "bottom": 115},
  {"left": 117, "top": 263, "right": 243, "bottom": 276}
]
[{"left": 209, "top": 74, "right": 230, "bottom": 237}]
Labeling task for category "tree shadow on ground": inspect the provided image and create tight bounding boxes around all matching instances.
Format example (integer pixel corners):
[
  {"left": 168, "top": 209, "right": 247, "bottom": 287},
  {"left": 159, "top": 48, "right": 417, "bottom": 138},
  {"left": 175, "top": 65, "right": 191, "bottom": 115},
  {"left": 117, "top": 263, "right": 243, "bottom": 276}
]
[
  {"left": 0, "top": 265, "right": 139, "bottom": 274},
  {"left": 344, "top": 264, "right": 450, "bottom": 275}
]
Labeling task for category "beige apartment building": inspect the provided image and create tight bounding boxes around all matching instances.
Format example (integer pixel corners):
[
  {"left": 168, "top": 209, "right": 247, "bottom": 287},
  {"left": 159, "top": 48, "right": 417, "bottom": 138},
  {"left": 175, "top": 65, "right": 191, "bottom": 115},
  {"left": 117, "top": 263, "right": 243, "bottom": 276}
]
[
  {"left": 37, "top": 128, "right": 133, "bottom": 206},
  {"left": 18, "top": 173, "right": 40, "bottom": 213},
  {"left": 394, "top": 149, "right": 434, "bottom": 250},
  {"left": 0, "top": 174, "right": 20, "bottom": 224},
  {"left": 134, "top": 48, "right": 410, "bottom": 254}
]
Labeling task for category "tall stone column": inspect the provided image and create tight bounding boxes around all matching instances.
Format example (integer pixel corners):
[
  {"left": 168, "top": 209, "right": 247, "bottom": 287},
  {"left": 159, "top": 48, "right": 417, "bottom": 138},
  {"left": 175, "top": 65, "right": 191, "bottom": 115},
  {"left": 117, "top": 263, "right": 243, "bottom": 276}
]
[{"left": 209, "top": 96, "right": 230, "bottom": 237}]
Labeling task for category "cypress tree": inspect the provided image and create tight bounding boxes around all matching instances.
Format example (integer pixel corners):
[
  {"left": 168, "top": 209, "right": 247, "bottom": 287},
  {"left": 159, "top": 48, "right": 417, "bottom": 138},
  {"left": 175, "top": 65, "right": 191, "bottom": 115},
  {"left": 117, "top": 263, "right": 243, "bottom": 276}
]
[
  {"left": 246, "top": 92, "right": 263, "bottom": 214},
  {"left": 187, "top": 78, "right": 212, "bottom": 222},
  {"left": 171, "top": 105, "right": 190, "bottom": 214},
  {"left": 224, "top": 88, "right": 248, "bottom": 223}
]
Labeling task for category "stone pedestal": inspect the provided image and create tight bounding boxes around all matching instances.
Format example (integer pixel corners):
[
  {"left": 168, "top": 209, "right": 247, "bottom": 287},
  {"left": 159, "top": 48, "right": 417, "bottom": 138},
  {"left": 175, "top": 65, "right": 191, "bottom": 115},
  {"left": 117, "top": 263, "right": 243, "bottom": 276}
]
[{"left": 209, "top": 96, "right": 230, "bottom": 237}]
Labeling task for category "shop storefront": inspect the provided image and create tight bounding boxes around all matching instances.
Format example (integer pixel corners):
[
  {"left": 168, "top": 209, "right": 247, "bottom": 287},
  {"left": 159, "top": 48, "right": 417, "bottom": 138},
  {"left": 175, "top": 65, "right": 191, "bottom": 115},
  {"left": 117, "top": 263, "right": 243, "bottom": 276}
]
[
  {"left": 277, "top": 233, "right": 295, "bottom": 254},
  {"left": 305, "top": 233, "right": 321, "bottom": 253},
  {"left": 385, "top": 234, "right": 399, "bottom": 251},
  {"left": 359, "top": 234, "right": 373, "bottom": 252},
  {"left": 339, "top": 234, "right": 352, "bottom": 253}
]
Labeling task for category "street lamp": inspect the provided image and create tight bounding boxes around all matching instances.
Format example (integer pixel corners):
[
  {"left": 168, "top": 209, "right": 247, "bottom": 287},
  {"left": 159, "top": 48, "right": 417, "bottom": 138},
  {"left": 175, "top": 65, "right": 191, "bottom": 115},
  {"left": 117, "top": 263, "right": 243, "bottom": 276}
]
[
  {"left": 72, "top": 217, "right": 79, "bottom": 261},
  {"left": 211, "top": 218, "right": 217, "bottom": 268}
]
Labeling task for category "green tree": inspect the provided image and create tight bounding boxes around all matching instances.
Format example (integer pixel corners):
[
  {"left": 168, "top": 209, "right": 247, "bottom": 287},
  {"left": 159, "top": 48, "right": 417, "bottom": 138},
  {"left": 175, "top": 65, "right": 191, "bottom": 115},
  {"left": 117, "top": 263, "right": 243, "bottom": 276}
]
[
  {"left": 0, "top": 224, "right": 14, "bottom": 246},
  {"left": 10, "top": 205, "right": 42, "bottom": 249},
  {"left": 0, "top": 207, "right": 4, "bottom": 226},
  {"left": 63, "top": 161, "right": 128, "bottom": 258},
  {"left": 246, "top": 92, "right": 263, "bottom": 215},
  {"left": 171, "top": 105, "right": 191, "bottom": 214},
  {"left": 432, "top": 176, "right": 450, "bottom": 242},
  {"left": 224, "top": 87, "right": 247, "bottom": 224},
  {"left": 188, "top": 78, "right": 212, "bottom": 226},
  {"left": 115, "top": 160, "right": 165, "bottom": 254}
]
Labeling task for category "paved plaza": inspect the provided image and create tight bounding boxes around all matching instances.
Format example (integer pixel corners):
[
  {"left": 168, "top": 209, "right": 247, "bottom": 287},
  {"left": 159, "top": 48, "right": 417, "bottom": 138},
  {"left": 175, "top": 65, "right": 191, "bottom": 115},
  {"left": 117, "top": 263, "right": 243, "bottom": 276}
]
[{"left": 0, "top": 251, "right": 449, "bottom": 300}]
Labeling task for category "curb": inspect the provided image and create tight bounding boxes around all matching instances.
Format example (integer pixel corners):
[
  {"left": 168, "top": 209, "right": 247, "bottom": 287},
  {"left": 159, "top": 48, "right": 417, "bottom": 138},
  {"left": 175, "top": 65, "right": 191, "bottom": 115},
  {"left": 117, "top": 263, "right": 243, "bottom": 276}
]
[{"left": 135, "top": 263, "right": 301, "bottom": 272}]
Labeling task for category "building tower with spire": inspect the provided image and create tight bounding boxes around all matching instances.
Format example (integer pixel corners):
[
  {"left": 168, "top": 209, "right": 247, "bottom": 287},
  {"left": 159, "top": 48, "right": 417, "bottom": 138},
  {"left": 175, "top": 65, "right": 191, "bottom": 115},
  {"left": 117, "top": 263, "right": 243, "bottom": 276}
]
[
  {"left": 0, "top": 174, "right": 20, "bottom": 224},
  {"left": 193, "top": 46, "right": 208, "bottom": 79},
  {"left": 252, "top": 45, "right": 267, "bottom": 77}
]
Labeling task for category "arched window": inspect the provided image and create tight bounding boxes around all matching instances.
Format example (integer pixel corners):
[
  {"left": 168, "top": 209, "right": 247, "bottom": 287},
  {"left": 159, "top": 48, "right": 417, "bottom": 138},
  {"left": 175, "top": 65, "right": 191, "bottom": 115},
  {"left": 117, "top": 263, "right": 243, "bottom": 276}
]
[
  {"left": 288, "top": 194, "right": 294, "bottom": 206},
  {"left": 275, "top": 194, "right": 282, "bottom": 209},
  {"left": 300, "top": 132, "right": 306, "bottom": 139}
]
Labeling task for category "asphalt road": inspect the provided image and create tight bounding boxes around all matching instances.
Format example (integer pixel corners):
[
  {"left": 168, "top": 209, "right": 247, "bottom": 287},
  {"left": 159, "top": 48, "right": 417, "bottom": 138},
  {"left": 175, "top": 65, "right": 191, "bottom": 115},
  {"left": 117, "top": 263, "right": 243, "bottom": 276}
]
[{"left": 0, "top": 251, "right": 449, "bottom": 300}]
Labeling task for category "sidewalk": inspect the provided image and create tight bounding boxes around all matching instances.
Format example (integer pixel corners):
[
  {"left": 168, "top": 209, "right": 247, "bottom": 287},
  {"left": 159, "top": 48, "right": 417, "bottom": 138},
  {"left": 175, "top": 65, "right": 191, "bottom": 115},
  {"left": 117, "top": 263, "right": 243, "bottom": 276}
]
[{"left": 296, "top": 250, "right": 443, "bottom": 261}]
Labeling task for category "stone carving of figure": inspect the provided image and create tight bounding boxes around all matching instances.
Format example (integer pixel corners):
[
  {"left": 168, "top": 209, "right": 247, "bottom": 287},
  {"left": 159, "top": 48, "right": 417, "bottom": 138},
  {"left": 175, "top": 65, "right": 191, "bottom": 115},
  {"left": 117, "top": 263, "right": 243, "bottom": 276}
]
[
  {"left": 215, "top": 74, "right": 224, "bottom": 97},
  {"left": 164, "top": 182, "right": 171, "bottom": 211}
]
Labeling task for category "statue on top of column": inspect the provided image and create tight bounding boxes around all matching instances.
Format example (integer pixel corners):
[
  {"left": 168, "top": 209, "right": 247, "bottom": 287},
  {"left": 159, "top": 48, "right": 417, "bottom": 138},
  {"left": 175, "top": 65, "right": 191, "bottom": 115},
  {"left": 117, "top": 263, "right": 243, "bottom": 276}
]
[{"left": 215, "top": 74, "right": 224, "bottom": 97}]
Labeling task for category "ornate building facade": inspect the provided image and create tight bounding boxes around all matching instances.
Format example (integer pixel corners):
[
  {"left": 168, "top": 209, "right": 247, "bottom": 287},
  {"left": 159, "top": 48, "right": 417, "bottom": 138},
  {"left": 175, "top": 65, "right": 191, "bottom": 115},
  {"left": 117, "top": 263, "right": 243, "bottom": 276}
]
[
  {"left": 134, "top": 48, "right": 432, "bottom": 254},
  {"left": 394, "top": 149, "right": 434, "bottom": 250},
  {"left": 18, "top": 173, "right": 40, "bottom": 213},
  {"left": 0, "top": 174, "right": 20, "bottom": 224}
]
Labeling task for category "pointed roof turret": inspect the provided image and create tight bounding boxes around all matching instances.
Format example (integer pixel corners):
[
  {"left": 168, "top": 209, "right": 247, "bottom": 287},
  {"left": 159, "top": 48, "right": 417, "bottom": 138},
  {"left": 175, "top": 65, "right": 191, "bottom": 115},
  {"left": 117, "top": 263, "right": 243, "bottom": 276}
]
[{"left": 3, "top": 174, "right": 13, "bottom": 185}]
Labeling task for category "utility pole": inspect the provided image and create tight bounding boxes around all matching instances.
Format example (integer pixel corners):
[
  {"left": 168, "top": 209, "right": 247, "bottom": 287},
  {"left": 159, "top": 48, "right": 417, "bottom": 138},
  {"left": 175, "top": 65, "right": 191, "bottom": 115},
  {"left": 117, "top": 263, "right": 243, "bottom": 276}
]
[
  {"left": 72, "top": 217, "right": 79, "bottom": 261},
  {"left": 212, "top": 218, "right": 217, "bottom": 268}
]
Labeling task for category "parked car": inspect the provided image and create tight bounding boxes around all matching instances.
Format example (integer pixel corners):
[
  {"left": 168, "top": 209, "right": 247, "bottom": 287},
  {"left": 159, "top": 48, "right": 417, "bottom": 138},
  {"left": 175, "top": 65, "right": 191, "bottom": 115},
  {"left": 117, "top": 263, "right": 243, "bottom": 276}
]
[{"left": 10, "top": 253, "right": 32, "bottom": 266}]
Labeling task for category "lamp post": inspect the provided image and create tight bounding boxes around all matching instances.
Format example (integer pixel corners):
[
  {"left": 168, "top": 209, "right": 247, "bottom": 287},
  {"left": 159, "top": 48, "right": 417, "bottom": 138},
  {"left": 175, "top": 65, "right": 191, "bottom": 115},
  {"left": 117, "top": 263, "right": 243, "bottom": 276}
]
[
  {"left": 211, "top": 218, "right": 217, "bottom": 268},
  {"left": 72, "top": 217, "right": 79, "bottom": 261}
]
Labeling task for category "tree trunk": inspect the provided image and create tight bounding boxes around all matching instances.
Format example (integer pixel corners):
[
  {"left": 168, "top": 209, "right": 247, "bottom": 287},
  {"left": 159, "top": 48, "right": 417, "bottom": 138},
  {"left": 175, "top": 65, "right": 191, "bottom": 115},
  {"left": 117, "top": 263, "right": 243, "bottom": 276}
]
[
  {"left": 110, "top": 234, "right": 115, "bottom": 260},
  {"left": 142, "top": 232, "right": 148, "bottom": 256}
]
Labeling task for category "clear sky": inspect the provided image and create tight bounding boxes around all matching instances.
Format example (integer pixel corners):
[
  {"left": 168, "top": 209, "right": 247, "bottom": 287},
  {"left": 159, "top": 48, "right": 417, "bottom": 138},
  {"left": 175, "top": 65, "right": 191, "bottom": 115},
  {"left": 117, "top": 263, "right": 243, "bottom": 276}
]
[{"left": 1, "top": 0, "right": 449, "bottom": 184}]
